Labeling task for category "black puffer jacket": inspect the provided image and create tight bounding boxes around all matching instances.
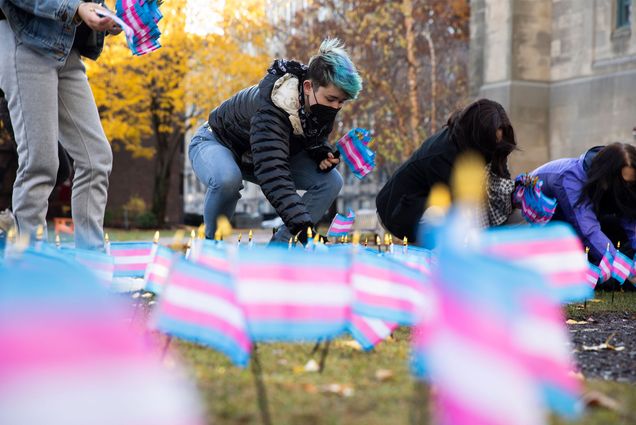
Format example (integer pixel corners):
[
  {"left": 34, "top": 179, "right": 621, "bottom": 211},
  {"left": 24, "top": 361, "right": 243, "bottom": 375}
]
[
  {"left": 207, "top": 61, "right": 334, "bottom": 236},
  {"left": 376, "top": 127, "right": 459, "bottom": 243}
]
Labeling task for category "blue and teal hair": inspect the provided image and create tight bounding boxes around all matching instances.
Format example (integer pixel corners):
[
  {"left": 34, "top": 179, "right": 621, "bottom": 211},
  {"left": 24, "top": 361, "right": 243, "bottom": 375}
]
[{"left": 307, "top": 38, "right": 363, "bottom": 100}]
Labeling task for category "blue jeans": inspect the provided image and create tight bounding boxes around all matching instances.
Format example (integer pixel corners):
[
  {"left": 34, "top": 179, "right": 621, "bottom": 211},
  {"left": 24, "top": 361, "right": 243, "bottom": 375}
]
[{"left": 189, "top": 124, "right": 343, "bottom": 241}]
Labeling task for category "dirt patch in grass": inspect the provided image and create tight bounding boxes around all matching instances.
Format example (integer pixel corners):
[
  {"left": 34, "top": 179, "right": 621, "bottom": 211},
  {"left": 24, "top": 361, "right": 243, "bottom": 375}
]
[{"left": 569, "top": 311, "right": 636, "bottom": 383}]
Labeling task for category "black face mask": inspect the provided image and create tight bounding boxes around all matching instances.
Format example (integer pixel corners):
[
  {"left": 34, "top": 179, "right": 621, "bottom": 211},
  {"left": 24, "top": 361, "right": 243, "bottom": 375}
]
[{"left": 307, "top": 88, "right": 340, "bottom": 126}]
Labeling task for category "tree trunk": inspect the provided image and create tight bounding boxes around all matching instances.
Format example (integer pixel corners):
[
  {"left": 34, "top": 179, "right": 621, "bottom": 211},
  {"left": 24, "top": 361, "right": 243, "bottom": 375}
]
[
  {"left": 152, "top": 150, "right": 171, "bottom": 228},
  {"left": 422, "top": 30, "right": 437, "bottom": 133},
  {"left": 151, "top": 130, "right": 182, "bottom": 228},
  {"left": 403, "top": 0, "right": 420, "bottom": 153}
]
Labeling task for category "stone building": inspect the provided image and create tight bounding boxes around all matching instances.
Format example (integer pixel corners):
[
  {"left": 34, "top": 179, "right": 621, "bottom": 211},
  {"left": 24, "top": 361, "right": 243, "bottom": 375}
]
[{"left": 470, "top": 0, "right": 636, "bottom": 174}]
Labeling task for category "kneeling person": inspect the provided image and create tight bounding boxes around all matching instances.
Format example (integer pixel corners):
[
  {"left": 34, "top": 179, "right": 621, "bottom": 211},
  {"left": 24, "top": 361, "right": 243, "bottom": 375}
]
[{"left": 189, "top": 39, "right": 362, "bottom": 241}]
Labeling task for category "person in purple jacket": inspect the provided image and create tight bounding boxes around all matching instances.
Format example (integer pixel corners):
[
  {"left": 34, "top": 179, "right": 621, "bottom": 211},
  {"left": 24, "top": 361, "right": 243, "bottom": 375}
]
[{"left": 532, "top": 143, "right": 636, "bottom": 267}]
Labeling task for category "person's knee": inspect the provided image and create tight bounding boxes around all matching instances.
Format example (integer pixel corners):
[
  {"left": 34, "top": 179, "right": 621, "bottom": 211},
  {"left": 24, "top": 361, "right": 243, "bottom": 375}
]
[
  {"left": 325, "top": 169, "right": 344, "bottom": 196},
  {"left": 22, "top": 156, "right": 59, "bottom": 184},
  {"left": 210, "top": 171, "right": 243, "bottom": 195}
]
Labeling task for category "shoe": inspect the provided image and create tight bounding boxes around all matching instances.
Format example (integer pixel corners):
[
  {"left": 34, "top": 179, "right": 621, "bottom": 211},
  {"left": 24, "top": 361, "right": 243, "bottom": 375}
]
[{"left": 0, "top": 209, "right": 16, "bottom": 234}]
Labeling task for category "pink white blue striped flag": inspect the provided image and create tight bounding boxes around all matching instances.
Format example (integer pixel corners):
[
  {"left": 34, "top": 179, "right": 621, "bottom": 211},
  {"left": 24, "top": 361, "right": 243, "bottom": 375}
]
[
  {"left": 350, "top": 252, "right": 431, "bottom": 325},
  {"left": 0, "top": 254, "right": 205, "bottom": 425},
  {"left": 72, "top": 248, "right": 115, "bottom": 287},
  {"left": 598, "top": 247, "right": 614, "bottom": 284},
  {"left": 235, "top": 246, "right": 351, "bottom": 341},
  {"left": 387, "top": 247, "right": 433, "bottom": 276},
  {"left": 109, "top": 241, "right": 155, "bottom": 278},
  {"left": 480, "top": 223, "right": 592, "bottom": 302},
  {"left": 611, "top": 250, "right": 632, "bottom": 285},
  {"left": 514, "top": 174, "right": 557, "bottom": 224},
  {"left": 116, "top": 0, "right": 162, "bottom": 56},
  {"left": 585, "top": 262, "right": 600, "bottom": 289},
  {"left": 336, "top": 128, "right": 376, "bottom": 179},
  {"left": 144, "top": 245, "right": 179, "bottom": 294},
  {"left": 413, "top": 228, "right": 581, "bottom": 424},
  {"left": 153, "top": 258, "right": 251, "bottom": 366},
  {"left": 327, "top": 209, "right": 355, "bottom": 237},
  {"left": 346, "top": 314, "right": 397, "bottom": 351},
  {"left": 188, "top": 239, "right": 231, "bottom": 273}
]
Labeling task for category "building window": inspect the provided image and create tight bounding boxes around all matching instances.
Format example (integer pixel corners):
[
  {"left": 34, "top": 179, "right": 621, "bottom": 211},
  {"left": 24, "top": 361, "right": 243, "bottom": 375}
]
[{"left": 617, "top": 0, "right": 632, "bottom": 29}]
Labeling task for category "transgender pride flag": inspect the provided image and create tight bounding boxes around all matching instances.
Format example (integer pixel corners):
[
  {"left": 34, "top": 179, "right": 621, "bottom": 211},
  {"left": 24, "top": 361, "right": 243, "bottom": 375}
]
[
  {"left": 144, "top": 245, "right": 179, "bottom": 294},
  {"left": 235, "top": 246, "right": 351, "bottom": 341},
  {"left": 598, "top": 247, "right": 614, "bottom": 284},
  {"left": 153, "top": 258, "right": 251, "bottom": 366},
  {"left": 347, "top": 314, "right": 397, "bottom": 351},
  {"left": 413, "top": 223, "right": 581, "bottom": 424},
  {"left": 611, "top": 250, "right": 632, "bottom": 285},
  {"left": 327, "top": 209, "right": 355, "bottom": 237},
  {"left": 480, "top": 223, "right": 591, "bottom": 303},
  {"left": 109, "top": 241, "right": 155, "bottom": 278},
  {"left": 586, "top": 262, "right": 600, "bottom": 289},
  {"left": 188, "top": 239, "right": 231, "bottom": 273},
  {"left": 350, "top": 251, "right": 431, "bottom": 326},
  {"left": 336, "top": 128, "right": 376, "bottom": 179},
  {"left": 66, "top": 247, "right": 115, "bottom": 287}
]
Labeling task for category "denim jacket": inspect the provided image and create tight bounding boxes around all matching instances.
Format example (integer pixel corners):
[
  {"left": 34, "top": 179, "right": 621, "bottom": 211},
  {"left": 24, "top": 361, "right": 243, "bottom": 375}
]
[{"left": 0, "top": 0, "right": 105, "bottom": 62}]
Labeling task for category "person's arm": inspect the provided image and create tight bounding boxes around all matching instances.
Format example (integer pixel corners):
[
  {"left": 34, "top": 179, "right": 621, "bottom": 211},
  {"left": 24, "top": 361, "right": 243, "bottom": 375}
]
[
  {"left": 250, "top": 103, "right": 313, "bottom": 236},
  {"left": 305, "top": 133, "right": 339, "bottom": 172},
  {"left": 620, "top": 218, "right": 636, "bottom": 255},
  {"left": 558, "top": 170, "right": 614, "bottom": 262},
  {"left": 9, "top": 0, "right": 115, "bottom": 31},
  {"left": 8, "top": 0, "right": 82, "bottom": 24}
]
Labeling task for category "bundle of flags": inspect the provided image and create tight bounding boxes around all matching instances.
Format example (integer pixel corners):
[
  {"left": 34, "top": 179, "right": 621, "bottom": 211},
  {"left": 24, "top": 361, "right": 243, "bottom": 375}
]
[
  {"left": 97, "top": 0, "right": 163, "bottom": 56},
  {"left": 327, "top": 209, "right": 355, "bottom": 237},
  {"left": 336, "top": 128, "right": 376, "bottom": 179},
  {"left": 514, "top": 173, "right": 557, "bottom": 224}
]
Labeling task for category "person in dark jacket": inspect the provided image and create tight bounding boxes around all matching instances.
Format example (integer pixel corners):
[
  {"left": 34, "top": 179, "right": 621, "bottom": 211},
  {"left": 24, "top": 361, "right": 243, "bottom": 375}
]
[
  {"left": 0, "top": 0, "right": 121, "bottom": 249},
  {"left": 531, "top": 143, "right": 636, "bottom": 264},
  {"left": 376, "top": 99, "right": 517, "bottom": 244},
  {"left": 189, "top": 39, "right": 362, "bottom": 241}
]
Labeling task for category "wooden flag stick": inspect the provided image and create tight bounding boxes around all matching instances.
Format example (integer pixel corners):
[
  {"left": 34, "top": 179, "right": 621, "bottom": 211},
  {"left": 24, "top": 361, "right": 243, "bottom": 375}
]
[
  {"left": 310, "top": 339, "right": 322, "bottom": 355},
  {"left": 250, "top": 344, "right": 272, "bottom": 425},
  {"left": 318, "top": 339, "right": 331, "bottom": 373}
]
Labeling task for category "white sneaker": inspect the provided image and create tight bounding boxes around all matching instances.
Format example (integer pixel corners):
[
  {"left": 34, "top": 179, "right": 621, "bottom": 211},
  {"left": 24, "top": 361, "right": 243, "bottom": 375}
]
[{"left": 0, "top": 209, "right": 16, "bottom": 234}]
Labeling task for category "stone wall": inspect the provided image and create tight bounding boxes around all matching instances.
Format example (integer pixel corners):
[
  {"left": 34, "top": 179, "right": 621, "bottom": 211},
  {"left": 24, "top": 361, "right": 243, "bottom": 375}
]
[{"left": 471, "top": 0, "right": 636, "bottom": 173}]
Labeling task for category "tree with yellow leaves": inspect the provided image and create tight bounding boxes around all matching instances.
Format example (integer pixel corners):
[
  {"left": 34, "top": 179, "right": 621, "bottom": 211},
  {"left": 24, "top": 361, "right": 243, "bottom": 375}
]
[{"left": 88, "top": 0, "right": 270, "bottom": 226}]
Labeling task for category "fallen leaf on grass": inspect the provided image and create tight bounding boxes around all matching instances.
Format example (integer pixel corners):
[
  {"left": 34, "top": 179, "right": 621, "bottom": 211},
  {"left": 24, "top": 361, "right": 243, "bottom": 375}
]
[
  {"left": 320, "top": 383, "right": 354, "bottom": 397},
  {"left": 303, "top": 359, "right": 320, "bottom": 372},
  {"left": 375, "top": 369, "right": 394, "bottom": 382},
  {"left": 302, "top": 383, "right": 318, "bottom": 394},
  {"left": 581, "top": 343, "right": 625, "bottom": 351},
  {"left": 582, "top": 391, "right": 622, "bottom": 412},
  {"left": 335, "top": 339, "right": 363, "bottom": 351}
]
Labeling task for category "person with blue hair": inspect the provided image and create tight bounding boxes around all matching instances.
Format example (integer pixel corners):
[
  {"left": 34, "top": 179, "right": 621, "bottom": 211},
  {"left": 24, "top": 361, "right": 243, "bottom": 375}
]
[{"left": 190, "top": 38, "right": 362, "bottom": 243}]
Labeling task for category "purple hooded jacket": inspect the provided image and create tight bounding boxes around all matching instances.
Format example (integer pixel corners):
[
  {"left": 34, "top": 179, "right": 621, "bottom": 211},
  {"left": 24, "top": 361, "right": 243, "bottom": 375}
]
[{"left": 532, "top": 147, "right": 636, "bottom": 263}]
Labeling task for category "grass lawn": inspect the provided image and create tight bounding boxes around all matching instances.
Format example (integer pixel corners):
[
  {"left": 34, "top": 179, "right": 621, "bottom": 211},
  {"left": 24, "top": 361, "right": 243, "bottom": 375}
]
[{"left": 172, "top": 291, "right": 636, "bottom": 425}]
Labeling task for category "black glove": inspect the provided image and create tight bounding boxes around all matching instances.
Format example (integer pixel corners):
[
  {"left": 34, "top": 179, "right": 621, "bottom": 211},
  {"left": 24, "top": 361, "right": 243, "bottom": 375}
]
[{"left": 306, "top": 145, "right": 340, "bottom": 173}]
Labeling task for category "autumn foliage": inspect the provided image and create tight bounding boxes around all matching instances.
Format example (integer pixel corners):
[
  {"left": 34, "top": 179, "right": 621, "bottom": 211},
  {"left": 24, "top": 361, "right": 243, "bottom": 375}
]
[{"left": 88, "top": 0, "right": 271, "bottom": 226}]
